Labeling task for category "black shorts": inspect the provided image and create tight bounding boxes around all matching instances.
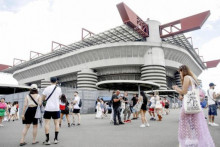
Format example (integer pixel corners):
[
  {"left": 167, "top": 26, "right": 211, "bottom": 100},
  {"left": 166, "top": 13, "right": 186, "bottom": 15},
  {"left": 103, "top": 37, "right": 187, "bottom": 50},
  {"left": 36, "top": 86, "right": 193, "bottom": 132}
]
[
  {"left": 61, "top": 110, "right": 69, "bottom": 115},
  {"left": 44, "top": 111, "right": 60, "bottom": 119},
  {"left": 73, "top": 109, "right": 80, "bottom": 114},
  {"left": 23, "top": 107, "right": 38, "bottom": 125}
]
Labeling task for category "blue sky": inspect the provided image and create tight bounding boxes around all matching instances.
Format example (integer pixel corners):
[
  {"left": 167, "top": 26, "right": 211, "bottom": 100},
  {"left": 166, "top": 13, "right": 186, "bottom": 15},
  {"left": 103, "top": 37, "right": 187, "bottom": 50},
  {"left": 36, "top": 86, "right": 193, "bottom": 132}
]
[{"left": 0, "top": 0, "right": 219, "bottom": 92}]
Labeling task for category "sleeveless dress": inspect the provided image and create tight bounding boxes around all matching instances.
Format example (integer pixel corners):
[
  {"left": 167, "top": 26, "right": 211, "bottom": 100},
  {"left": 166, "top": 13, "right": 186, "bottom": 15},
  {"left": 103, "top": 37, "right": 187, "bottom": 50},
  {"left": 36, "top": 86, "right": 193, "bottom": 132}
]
[{"left": 178, "top": 77, "right": 215, "bottom": 147}]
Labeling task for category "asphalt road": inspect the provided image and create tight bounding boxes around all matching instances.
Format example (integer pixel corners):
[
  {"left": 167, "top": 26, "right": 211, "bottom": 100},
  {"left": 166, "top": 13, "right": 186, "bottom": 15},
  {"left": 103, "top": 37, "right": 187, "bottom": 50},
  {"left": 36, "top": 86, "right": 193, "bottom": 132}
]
[{"left": 0, "top": 109, "right": 220, "bottom": 147}]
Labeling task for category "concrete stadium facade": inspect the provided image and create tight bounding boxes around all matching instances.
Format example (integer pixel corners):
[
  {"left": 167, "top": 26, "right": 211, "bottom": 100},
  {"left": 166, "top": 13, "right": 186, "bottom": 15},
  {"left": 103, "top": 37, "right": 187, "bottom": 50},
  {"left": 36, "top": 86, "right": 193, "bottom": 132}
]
[{"left": 4, "top": 20, "right": 205, "bottom": 91}]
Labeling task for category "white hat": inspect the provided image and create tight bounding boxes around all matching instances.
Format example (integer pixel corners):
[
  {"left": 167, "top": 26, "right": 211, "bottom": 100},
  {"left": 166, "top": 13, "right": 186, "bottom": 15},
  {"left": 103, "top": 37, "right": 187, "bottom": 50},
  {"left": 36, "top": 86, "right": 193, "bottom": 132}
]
[{"left": 30, "top": 84, "right": 38, "bottom": 90}]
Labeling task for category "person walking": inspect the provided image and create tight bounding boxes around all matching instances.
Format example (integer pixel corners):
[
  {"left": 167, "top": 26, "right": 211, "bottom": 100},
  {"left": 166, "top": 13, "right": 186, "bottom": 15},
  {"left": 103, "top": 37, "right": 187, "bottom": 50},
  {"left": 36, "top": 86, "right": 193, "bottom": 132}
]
[
  {"left": 148, "top": 94, "right": 156, "bottom": 121},
  {"left": 112, "top": 90, "right": 124, "bottom": 125},
  {"left": 72, "top": 91, "right": 81, "bottom": 126},
  {"left": 0, "top": 98, "right": 7, "bottom": 127},
  {"left": 95, "top": 98, "right": 103, "bottom": 119},
  {"left": 20, "top": 84, "right": 41, "bottom": 146},
  {"left": 164, "top": 97, "right": 170, "bottom": 115},
  {"left": 207, "top": 83, "right": 220, "bottom": 126},
  {"left": 10, "top": 102, "right": 17, "bottom": 121},
  {"left": 59, "top": 94, "right": 70, "bottom": 127},
  {"left": 42, "top": 77, "right": 62, "bottom": 145},
  {"left": 173, "top": 65, "right": 215, "bottom": 147},
  {"left": 131, "top": 94, "right": 138, "bottom": 120},
  {"left": 139, "top": 91, "right": 150, "bottom": 127},
  {"left": 123, "top": 92, "right": 131, "bottom": 123},
  {"left": 155, "top": 93, "right": 163, "bottom": 121}
]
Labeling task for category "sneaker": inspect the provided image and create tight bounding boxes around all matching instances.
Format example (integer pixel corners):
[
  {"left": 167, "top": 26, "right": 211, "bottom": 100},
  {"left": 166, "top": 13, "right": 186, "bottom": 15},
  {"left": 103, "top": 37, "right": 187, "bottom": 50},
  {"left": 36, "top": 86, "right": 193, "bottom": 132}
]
[
  {"left": 71, "top": 123, "right": 75, "bottom": 126},
  {"left": 150, "top": 118, "right": 153, "bottom": 121},
  {"left": 43, "top": 140, "right": 51, "bottom": 145},
  {"left": 140, "top": 124, "right": 146, "bottom": 128},
  {"left": 54, "top": 139, "right": 59, "bottom": 144},
  {"left": 124, "top": 120, "right": 127, "bottom": 123},
  {"left": 145, "top": 123, "right": 150, "bottom": 127},
  {"left": 208, "top": 122, "right": 213, "bottom": 126},
  {"left": 119, "top": 122, "right": 124, "bottom": 125},
  {"left": 212, "top": 123, "right": 219, "bottom": 126},
  {"left": 0, "top": 124, "right": 4, "bottom": 127},
  {"left": 126, "top": 120, "right": 131, "bottom": 123},
  {"left": 114, "top": 122, "right": 119, "bottom": 125}
]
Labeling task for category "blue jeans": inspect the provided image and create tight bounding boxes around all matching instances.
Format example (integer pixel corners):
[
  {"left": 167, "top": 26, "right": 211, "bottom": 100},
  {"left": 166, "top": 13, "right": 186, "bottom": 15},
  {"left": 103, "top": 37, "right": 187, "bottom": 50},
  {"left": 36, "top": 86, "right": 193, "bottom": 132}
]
[{"left": 113, "top": 107, "right": 122, "bottom": 123}]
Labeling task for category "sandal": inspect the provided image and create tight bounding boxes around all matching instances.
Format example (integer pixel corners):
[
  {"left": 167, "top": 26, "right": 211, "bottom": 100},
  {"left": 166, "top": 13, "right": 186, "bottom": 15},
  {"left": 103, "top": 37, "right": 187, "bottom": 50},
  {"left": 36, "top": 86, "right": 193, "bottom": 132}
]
[
  {"left": 32, "top": 141, "right": 39, "bottom": 144},
  {"left": 19, "top": 142, "right": 27, "bottom": 146}
]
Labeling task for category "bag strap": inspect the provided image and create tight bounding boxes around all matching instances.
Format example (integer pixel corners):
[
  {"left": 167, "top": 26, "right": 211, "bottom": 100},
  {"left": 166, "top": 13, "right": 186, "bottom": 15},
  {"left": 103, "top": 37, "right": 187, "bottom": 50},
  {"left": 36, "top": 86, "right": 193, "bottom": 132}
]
[
  {"left": 29, "top": 94, "right": 38, "bottom": 106},
  {"left": 207, "top": 89, "right": 216, "bottom": 102},
  {"left": 46, "top": 85, "right": 57, "bottom": 102},
  {"left": 187, "top": 76, "right": 198, "bottom": 90}
]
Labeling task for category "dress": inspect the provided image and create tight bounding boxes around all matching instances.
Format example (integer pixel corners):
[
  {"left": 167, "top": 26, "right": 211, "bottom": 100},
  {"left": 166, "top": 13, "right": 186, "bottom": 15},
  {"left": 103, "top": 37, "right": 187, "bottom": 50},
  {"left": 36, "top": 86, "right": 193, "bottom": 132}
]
[
  {"left": 0, "top": 102, "right": 7, "bottom": 117},
  {"left": 96, "top": 102, "right": 102, "bottom": 118},
  {"left": 178, "top": 80, "right": 215, "bottom": 147}
]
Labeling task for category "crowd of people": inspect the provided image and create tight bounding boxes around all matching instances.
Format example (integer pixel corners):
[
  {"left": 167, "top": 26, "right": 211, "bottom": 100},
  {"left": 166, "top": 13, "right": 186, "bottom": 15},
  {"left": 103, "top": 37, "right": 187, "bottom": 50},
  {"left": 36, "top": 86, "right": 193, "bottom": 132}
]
[
  {"left": 0, "top": 100, "right": 20, "bottom": 125},
  {"left": 95, "top": 90, "right": 171, "bottom": 127},
  {"left": 0, "top": 65, "right": 220, "bottom": 147}
]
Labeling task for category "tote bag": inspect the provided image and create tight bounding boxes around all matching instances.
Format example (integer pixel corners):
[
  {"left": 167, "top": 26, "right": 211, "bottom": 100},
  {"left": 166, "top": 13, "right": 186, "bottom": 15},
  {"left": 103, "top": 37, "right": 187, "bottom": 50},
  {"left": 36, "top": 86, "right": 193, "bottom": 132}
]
[{"left": 183, "top": 76, "right": 202, "bottom": 114}]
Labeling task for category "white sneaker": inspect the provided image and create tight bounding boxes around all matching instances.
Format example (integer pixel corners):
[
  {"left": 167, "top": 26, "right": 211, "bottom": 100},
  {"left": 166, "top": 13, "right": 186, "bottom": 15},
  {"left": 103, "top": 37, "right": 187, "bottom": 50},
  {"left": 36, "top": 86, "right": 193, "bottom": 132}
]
[
  {"left": 212, "top": 123, "right": 219, "bottom": 126},
  {"left": 43, "top": 140, "right": 50, "bottom": 145},
  {"left": 145, "top": 123, "right": 150, "bottom": 127},
  {"left": 208, "top": 122, "right": 212, "bottom": 126},
  {"left": 140, "top": 124, "right": 146, "bottom": 128},
  {"left": 54, "top": 139, "right": 59, "bottom": 144},
  {"left": 0, "top": 124, "right": 4, "bottom": 127}
]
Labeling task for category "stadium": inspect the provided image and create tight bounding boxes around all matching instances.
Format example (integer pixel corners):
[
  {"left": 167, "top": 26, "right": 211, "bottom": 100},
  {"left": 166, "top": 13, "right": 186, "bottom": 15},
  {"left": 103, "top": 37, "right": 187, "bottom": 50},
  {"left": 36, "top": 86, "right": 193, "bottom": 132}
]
[{"left": 0, "top": 3, "right": 213, "bottom": 112}]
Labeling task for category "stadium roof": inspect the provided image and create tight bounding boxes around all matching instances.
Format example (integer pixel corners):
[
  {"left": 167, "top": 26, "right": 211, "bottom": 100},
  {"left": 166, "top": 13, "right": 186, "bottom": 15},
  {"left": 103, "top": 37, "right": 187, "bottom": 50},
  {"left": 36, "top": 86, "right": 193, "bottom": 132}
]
[
  {"left": 0, "top": 84, "right": 30, "bottom": 95},
  {"left": 2, "top": 24, "right": 205, "bottom": 73}
]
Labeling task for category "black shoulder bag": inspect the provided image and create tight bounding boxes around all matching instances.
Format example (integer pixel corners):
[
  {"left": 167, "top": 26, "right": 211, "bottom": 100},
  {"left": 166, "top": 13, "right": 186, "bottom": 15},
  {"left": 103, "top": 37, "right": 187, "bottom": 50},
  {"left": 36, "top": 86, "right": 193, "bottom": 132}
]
[
  {"left": 43, "top": 86, "right": 57, "bottom": 107},
  {"left": 29, "top": 94, "right": 39, "bottom": 106}
]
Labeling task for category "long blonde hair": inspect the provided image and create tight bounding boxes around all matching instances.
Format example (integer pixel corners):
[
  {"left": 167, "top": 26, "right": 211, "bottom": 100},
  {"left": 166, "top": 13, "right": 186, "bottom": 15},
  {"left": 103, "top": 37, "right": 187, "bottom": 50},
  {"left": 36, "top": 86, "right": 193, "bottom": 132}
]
[{"left": 178, "top": 65, "right": 198, "bottom": 85}]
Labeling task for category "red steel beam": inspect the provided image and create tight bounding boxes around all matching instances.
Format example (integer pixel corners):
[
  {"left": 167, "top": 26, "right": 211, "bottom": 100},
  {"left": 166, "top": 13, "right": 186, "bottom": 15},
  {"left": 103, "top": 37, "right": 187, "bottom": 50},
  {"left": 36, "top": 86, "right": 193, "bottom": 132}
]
[
  {"left": 13, "top": 58, "right": 26, "bottom": 66},
  {"left": 51, "top": 41, "right": 69, "bottom": 52},
  {"left": 30, "top": 51, "right": 43, "bottom": 60},
  {"left": 116, "top": 2, "right": 149, "bottom": 37},
  {"left": 204, "top": 59, "right": 220, "bottom": 68},
  {"left": 0, "top": 64, "right": 11, "bottom": 71},
  {"left": 82, "top": 28, "right": 95, "bottom": 40},
  {"left": 160, "top": 10, "right": 210, "bottom": 38}
]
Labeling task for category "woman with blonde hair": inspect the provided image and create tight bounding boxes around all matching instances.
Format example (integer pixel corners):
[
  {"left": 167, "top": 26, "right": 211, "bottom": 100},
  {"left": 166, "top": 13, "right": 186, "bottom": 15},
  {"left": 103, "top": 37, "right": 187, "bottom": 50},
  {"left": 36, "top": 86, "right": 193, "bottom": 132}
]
[{"left": 173, "top": 65, "right": 215, "bottom": 147}]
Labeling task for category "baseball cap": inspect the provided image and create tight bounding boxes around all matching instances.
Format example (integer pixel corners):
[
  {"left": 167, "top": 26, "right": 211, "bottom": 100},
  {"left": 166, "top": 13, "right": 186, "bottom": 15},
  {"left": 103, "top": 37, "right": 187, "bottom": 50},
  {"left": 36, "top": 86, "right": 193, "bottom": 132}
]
[
  {"left": 31, "top": 84, "right": 38, "bottom": 90},
  {"left": 209, "top": 83, "right": 216, "bottom": 87},
  {"left": 50, "top": 77, "right": 57, "bottom": 83}
]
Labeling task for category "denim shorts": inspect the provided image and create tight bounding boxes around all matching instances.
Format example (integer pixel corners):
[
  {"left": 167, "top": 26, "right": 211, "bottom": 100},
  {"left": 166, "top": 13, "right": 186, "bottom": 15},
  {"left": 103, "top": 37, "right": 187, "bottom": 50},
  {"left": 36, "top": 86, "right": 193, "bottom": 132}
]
[{"left": 208, "top": 104, "right": 217, "bottom": 116}]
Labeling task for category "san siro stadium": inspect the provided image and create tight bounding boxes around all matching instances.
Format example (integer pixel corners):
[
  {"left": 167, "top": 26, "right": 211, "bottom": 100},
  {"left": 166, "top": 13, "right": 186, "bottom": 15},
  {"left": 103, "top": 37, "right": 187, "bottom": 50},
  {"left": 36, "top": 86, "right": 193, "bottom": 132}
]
[{"left": 1, "top": 3, "right": 211, "bottom": 113}]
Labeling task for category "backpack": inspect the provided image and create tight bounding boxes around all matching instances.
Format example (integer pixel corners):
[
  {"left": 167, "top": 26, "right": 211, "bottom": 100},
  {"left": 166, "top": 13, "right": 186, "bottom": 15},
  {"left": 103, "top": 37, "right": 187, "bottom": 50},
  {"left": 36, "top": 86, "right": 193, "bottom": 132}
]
[{"left": 78, "top": 99, "right": 82, "bottom": 107}]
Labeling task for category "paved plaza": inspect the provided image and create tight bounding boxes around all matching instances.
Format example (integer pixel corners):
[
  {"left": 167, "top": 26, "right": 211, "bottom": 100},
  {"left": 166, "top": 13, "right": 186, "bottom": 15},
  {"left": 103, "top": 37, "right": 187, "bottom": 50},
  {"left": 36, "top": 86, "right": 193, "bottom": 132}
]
[{"left": 0, "top": 109, "right": 220, "bottom": 147}]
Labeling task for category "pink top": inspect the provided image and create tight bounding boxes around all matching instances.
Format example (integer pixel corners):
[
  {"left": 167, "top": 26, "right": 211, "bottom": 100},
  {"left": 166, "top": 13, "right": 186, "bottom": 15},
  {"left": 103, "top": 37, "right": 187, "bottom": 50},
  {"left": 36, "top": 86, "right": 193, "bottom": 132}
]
[{"left": 0, "top": 102, "right": 7, "bottom": 109}]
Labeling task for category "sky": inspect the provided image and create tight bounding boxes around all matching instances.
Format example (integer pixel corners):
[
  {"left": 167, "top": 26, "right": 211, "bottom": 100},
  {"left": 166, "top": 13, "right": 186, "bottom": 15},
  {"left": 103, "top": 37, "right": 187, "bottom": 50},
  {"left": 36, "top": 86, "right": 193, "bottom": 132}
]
[{"left": 0, "top": 0, "right": 220, "bottom": 92}]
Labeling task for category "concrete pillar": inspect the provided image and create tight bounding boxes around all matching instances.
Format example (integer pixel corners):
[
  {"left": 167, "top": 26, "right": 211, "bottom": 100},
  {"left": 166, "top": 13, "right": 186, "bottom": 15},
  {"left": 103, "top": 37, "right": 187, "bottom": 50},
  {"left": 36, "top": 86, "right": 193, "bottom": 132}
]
[
  {"left": 77, "top": 68, "right": 97, "bottom": 90},
  {"left": 41, "top": 79, "right": 51, "bottom": 89},
  {"left": 175, "top": 72, "right": 182, "bottom": 88},
  {"left": 141, "top": 20, "right": 167, "bottom": 90}
]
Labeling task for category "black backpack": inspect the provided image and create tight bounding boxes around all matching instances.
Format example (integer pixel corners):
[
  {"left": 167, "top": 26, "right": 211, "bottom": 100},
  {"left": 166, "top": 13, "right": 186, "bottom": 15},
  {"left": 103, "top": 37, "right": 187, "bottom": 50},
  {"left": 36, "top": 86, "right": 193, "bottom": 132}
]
[{"left": 78, "top": 99, "right": 82, "bottom": 107}]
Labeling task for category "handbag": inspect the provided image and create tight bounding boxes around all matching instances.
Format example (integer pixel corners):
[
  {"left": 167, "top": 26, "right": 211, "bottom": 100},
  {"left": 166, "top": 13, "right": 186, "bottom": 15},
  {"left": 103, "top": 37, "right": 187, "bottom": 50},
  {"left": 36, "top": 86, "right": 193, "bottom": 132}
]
[
  {"left": 183, "top": 76, "right": 202, "bottom": 114},
  {"left": 43, "top": 85, "right": 57, "bottom": 107},
  {"left": 29, "top": 94, "right": 42, "bottom": 119}
]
